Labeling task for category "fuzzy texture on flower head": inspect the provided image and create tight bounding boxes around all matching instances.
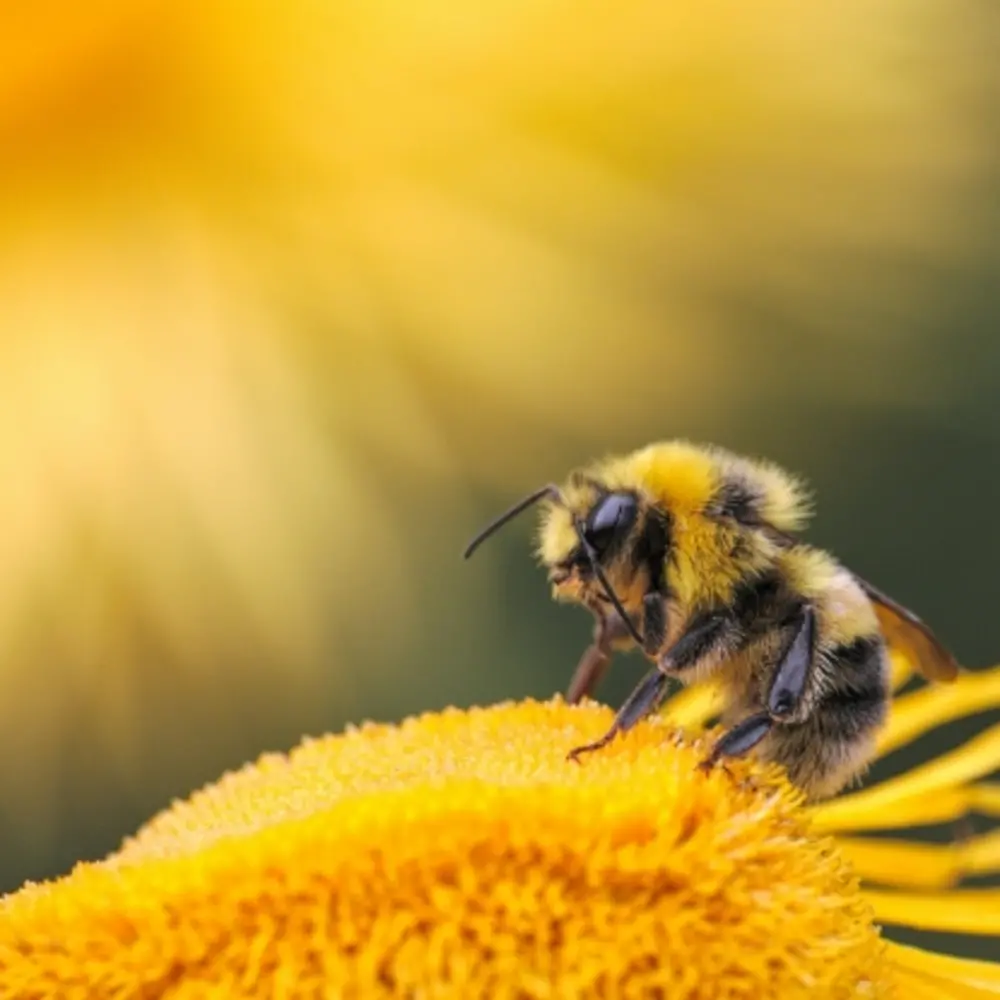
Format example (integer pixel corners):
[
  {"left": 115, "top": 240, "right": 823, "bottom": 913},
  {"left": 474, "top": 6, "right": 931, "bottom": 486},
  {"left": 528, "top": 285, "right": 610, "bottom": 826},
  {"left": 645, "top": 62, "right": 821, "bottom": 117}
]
[
  {"left": 0, "top": 701, "right": 888, "bottom": 999},
  {"left": 4, "top": 673, "right": 1000, "bottom": 999}
]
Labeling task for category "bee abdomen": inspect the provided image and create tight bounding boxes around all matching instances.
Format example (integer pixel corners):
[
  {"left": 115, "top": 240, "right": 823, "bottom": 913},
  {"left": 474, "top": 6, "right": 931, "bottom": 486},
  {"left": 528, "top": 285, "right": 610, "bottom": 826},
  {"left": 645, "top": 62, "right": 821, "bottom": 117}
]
[
  {"left": 772, "top": 633, "right": 890, "bottom": 799},
  {"left": 817, "top": 633, "right": 890, "bottom": 730}
]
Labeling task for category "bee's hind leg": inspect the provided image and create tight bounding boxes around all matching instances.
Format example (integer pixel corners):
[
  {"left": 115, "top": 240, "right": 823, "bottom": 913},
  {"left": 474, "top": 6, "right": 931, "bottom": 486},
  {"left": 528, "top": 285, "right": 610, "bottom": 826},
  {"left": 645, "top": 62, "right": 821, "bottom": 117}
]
[
  {"left": 700, "top": 605, "right": 815, "bottom": 774},
  {"left": 765, "top": 605, "right": 816, "bottom": 720},
  {"left": 565, "top": 609, "right": 636, "bottom": 704},
  {"left": 698, "top": 711, "right": 773, "bottom": 774},
  {"left": 567, "top": 667, "right": 670, "bottom": 762}
]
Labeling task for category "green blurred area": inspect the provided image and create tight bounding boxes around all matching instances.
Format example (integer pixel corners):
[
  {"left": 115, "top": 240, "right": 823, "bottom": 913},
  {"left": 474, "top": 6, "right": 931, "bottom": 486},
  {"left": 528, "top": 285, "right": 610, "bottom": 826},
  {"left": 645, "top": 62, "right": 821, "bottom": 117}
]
[{"left": 1, "top": 0, "right": 999, "bottom": 968}]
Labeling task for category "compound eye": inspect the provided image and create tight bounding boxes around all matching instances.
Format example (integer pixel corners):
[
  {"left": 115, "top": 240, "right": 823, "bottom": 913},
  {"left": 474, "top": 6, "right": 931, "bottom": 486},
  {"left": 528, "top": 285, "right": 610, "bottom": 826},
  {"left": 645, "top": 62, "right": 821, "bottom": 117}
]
[{"left": 584, "top": 493, "right": 636, "bottom": 556}]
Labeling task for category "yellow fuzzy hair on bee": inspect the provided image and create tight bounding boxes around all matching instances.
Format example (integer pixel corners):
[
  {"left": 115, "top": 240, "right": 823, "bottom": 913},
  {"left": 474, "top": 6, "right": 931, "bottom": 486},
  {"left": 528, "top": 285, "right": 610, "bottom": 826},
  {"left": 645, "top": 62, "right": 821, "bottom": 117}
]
[
  {"left": 536, "top": 441, "right": 811, "bottom": 610},
  {"left": 586, "top": 440, "right": 811, "bottom": 530}
]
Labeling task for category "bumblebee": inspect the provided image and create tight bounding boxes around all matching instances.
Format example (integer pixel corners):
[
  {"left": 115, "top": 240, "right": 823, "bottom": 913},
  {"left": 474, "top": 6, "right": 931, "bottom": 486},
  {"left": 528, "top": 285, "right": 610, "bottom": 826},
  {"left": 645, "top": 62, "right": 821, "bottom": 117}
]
[{"left": 464, "top": 441, "right": 958, "bottom": 800}]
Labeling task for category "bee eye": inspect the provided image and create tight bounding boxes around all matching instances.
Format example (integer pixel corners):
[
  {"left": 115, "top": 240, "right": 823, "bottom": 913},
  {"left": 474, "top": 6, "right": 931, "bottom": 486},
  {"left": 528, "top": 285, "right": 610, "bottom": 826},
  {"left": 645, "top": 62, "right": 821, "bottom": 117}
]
[{"left": 584, "top": 493, "right": 637, "bottom": 555}]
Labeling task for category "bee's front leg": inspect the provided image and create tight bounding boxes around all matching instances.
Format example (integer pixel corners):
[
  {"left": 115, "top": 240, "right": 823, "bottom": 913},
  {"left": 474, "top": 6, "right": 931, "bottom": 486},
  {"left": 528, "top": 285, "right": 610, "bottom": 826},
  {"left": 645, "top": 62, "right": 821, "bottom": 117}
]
[
  {"left": 565, "top": 608, "right": 730, "bottom": 762},
  {"left": 567, "top": 666, "right": 670, "bottom": 762}
]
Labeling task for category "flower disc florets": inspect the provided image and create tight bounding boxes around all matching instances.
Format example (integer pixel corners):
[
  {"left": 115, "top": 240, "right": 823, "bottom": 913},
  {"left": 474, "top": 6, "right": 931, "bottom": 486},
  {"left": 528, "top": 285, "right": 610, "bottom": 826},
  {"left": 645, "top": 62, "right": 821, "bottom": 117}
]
[{"left": 0, "top": 699, "right": 890, "bottom": 999}]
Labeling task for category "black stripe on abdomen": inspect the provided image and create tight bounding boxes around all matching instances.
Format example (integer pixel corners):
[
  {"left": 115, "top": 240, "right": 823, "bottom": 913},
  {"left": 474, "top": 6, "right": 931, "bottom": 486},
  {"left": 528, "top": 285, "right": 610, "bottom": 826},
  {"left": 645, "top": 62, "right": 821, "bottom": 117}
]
[{"left": 815, "top": 635, "right": 888, "bottom": 739}]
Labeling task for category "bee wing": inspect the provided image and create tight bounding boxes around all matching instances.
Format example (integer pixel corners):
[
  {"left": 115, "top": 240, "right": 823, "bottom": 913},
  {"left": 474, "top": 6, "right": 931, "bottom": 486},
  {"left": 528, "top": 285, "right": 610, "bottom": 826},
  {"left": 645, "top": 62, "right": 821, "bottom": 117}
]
[{"left": 855, "top": 576, "right": 959, "bottom": 682}]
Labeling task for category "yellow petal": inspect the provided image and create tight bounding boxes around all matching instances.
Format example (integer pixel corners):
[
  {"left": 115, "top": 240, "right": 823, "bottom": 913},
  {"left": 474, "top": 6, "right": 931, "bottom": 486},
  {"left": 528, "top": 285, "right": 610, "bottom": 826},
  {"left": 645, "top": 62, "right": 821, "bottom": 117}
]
[
  {"left": 891, "top": 967, "right": 1000, "bottom": 1000},
  {"left": 879, "top": 666, "right": 1000, "bottom": 758},
  {"left": 971, "top": 783, "right": 1000, "bottom": 818},
  {"left": 660, "top": 677, "right": 725, "bottom": 728},
  {"left": 889, "top": 649, "right": 915, "bottom": 691},
  {"left": 836, "top": 829, "right": 1000, "bottom": 889},
  {"left": 887, "top": 942, "right": 1000, "bottom": 995},
  {"left": 815, "top": 784, "right": 1000, "bottom": 833},
  {"left": 810, "top": 723, "right": 1000, "bottom": 832},
  {"left": 866, "top": 887, "right": 1000, "bottom": 934}
]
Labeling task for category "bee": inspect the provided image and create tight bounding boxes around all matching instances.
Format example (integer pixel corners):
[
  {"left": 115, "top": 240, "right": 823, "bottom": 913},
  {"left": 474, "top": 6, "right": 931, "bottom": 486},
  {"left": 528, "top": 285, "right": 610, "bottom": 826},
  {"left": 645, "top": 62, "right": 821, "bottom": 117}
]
[{"left": 463, "top": 441, "right": 958, "bottom": 800}]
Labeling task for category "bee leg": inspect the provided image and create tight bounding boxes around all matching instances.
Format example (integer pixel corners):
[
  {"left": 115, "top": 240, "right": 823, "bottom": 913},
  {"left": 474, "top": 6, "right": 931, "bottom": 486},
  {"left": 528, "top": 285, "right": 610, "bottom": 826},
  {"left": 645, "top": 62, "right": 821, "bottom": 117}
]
[
  {"left": 641, "top": 592, "right": 667, "bottom": 657},
  {"left": 698, "top": 711, "right": 773, "bottom": 772},
  {"left": 566, "top": 610, "right": 635, "bottom": 704},
  {"left": 700, "top": 606, "right": 815, "bottom": 772},
  {"left": 565, "top": 642, "right": 611, "bottom": 705},
  {"left": 766, "top": 605, "right": 815, "bottom": 719},
  {"left": 567, "top": 667, "right": 670, "bottom": 762},
  {"left": 658, "top": 611, "right": 733, "bottom": 673}
]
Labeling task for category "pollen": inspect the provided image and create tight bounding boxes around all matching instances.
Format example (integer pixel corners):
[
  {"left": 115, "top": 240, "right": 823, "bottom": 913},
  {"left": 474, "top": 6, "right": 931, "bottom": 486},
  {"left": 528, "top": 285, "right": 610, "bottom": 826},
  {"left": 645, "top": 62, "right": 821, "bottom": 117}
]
[{"left": 0, "top": 700, "right": 890, "bottom": 1000}]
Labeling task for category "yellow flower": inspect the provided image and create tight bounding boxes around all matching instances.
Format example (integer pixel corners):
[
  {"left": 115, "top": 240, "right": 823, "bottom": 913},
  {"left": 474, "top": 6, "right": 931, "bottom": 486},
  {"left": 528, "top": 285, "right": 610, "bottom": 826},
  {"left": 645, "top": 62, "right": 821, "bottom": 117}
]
[{"left": 2, "top": 661, "right": 998, "bottom": 998}]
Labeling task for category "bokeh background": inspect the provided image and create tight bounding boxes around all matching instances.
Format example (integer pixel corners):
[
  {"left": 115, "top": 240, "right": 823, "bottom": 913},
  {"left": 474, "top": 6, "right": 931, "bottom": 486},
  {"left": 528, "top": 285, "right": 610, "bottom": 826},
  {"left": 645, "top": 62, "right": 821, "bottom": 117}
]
[{"left": 2, "top": 0, "right": 999, "bottom": 962}]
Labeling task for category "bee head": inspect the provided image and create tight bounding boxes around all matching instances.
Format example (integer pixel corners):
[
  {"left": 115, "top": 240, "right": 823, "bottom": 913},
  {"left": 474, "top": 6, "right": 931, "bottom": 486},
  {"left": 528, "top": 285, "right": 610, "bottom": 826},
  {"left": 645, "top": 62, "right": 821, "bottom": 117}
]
[{"left": 463, "top": 480, "right": 653, "bottom": 647}]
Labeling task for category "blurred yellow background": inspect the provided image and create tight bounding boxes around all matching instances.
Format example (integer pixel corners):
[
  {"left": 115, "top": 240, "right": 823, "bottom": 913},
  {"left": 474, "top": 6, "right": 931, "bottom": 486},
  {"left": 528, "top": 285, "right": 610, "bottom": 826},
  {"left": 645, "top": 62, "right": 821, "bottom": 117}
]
[{"left": 1, "top": 0, "right": 998, "bottom": 958}]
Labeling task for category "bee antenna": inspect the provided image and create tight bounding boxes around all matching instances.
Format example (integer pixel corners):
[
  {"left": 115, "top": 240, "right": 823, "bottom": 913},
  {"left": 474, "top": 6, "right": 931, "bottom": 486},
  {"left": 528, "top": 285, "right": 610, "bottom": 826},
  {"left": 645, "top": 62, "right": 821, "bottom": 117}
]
[
  {"left": 463, "top": 481, "right": 645, "bottom": 649},
  {"left": 463, "top": 484, "right": 562, "bottom": 559},
  {"left": 578, "top": 533, "right": 645, "bottom": 647}
]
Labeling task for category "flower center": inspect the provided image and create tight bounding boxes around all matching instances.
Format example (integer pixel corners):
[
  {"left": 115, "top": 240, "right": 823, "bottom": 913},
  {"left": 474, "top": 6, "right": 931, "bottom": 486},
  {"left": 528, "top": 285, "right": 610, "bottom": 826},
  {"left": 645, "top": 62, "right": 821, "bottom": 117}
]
[{"left": 0, "top": 700, "right": 891, "bottom": 999}]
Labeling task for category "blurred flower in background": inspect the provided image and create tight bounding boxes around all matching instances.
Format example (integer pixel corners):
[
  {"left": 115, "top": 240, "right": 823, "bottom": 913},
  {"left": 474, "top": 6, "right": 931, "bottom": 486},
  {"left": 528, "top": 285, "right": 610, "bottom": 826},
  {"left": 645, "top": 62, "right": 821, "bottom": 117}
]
[{"left": 0, "top": 1, "right": 996, "bottom": 874}]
